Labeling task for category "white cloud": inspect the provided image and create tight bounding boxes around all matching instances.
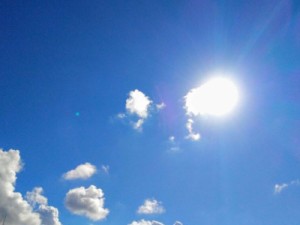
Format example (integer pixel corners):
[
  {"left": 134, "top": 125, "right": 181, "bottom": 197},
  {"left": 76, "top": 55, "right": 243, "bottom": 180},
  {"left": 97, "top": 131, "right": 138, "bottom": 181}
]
[
  {"left": 126, "top": 89, "right": 152, "bottom": 118},
  {"left": 0, "top": 149, "right": 41, "bottom": 225},
  {"left": 137, "top": 199, "right": 165, "bottom": 215},
  {"left": 101, "top": 165, "right": 109, "bottom": 174},
  {"left": 274, "top": 179, "right": 300, "bottom": 194},
  {"left": 128, "top": 219, "right": 164, "bottom": 225},
  {"left": 173, "top": 222, "right": 183, "bottom": 225},
  {"left": 185, "top": 119, "right": 200, "bottom": 141},
  {"left": 169, "top": 136, "right": 175, "bottom": 142},
  {"left": 26, "top": 187, "right": 62, "bottom": 225},
  {"left": 156, "top": 102, "right": 166, "bottom": 110},
  {"left": 134, "top": 118, "right": 144, "bottom": 131},
  {"left": 119, "top": 89, "right": 165, "bottom": 131},
  {"left": 26, "top": 187, "right": 48, "bottom": 207},
  {"left": 63, "top": 163, "right": 97, "bottom": 180},
  {"left": 38, "top": 205, "right": 62, "bottom": 225},
  {"left": 117, "top": 113, "right": 126, "bottom": 119},
  {"left": 65, "top": 185, "right": 109, "bottom": 221},
  {"left": 118, "top": 89, "right": 154, "bottom": 131},
  {"left": 274, "top": 183, "right": 289, "bottom": 194},
  {"left": 184, "top": 77, "right": 239, "bottom": 117}
]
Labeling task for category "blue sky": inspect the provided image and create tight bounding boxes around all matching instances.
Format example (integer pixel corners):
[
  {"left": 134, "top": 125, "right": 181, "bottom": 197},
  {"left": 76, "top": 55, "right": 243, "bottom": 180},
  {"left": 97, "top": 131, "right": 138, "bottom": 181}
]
[{"left": 1, "top": 1, "right": 300, "bottom": 225}]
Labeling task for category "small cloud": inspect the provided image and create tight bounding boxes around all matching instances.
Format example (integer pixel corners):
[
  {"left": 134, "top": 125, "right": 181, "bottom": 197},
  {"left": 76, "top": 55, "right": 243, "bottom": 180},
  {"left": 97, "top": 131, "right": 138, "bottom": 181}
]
[
  {"left": 117, "top": 113, "right": 126, "bottom": 119},
  {"left": 65, "top": 185, "right": 109, "bottom": 221},
  {"left": 63, "top": 163, "right": 97, "bottom": 180},
  {"left": 167, "top": 136, "right": 180, "bottom": 152},
  {"left": 169, "top": 136, "right": 175, "bottom": 142},
  {"left": 173, "top": 222, "right": 183, "bottom": 225},
  {"left": 117, "top": 89, "right": 163, "bottom": 131},
  {"left": 137, "top": 199, "right": 165, "bottom": 215},
  {"left": 101, "top": 165, "right": 109, "bottom": 174},
  {"left": 185, "top": 119, "right": 200, "bottom": 141},
  {"left": 169, "top": 146, "right": 180, "bottom": 152},
  {"left": 128, "top": 219, "right": 164, "bottom": 225},
  {"left": 274, "top": 183, "right": 289, "bottom": 194},
  {"left": 133, "top": 118, "right": 145, "bottom": 131},
  {"left": 126, "top": 89, "right": 152, "bottom": 119},
  {"left": 156, "top": 102, "right": 166, "bottom": 110},
  {"left": 274, "top": 179, "right": 300, "bottom": 194}
]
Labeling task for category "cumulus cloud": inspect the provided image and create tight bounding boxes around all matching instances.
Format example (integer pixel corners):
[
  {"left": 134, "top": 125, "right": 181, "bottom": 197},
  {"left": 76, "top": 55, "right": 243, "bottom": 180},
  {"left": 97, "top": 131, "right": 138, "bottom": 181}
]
[
  {"left": 63, "top": 163, "right": 97, "bottom": 180},
  {"left": 185, "top": 119, "right": 200, "bottom": 141},
  {"left": 26, "top": 187, "right": 62, "bottom": 225},
  {"left": 65, "top": 185, "right": 109, "bottom": 221},
  {"left": 38, "top": 205, "right": 62, "bottom": 225},
  {"left": 26, "top": 187, "right": 48, "bottom": 207},
  {"left": 0, "top": 149, "right": 41, "bottom": 225},
  {"left": 119, "top": 89, "right": 165, "bottom": 131},
  {"left": 274, "top": 179, "right": 300, "bottom": 194},
  {"left": 128, "top": 219, "right": 164, "bottom": 225},
  {"left": 126, "top": 89, "right": 152, "bottom": 118},
  {"left": 123, "top": 89, "right": 152, "bottom": 131},
  {"left": 137, "top": 199, "right": 165, "bottom": 215}
]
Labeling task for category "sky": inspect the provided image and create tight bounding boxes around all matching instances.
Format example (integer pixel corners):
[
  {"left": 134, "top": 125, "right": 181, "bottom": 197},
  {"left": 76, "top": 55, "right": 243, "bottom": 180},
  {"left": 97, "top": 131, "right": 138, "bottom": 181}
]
[{"left": 1, "top": 0, "right": 300, "bottom": 225}]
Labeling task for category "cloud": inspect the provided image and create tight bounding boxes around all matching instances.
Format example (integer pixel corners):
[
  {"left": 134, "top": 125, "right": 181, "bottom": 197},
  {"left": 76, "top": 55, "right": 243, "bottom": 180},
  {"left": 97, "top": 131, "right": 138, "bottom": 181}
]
[
  {"left": 63, "top": 163, "right": 97, "bottom": 180},
  {"left": 118, "top": 89, "right": 166, "bottom": 131},
  {"left": 134, "top": 118, "right": 145, "bottom": 130},
  {"left": 65, "top": 185, "right": 109, "bottom": 221},
  {"left": 156, "top": 102, "right": 166, "bottom": 110},
  {"left": 101, "top": 165, "right": 109, "bottom": 174},
  {"left": 274, "top": 183, "right": 289, "bottom": 194},
  {"left": 169, "top": 136, "right": 175, "bottom": 142},
  {"left": 119, "top": 89, "right": 167, "bottom": 131},
  {"left": 117, "top": 113, "right": 126, "bottom": 119},
  {"left": 167, "top": 136, "right": 181, "bottom": 152},
  {"left": 185, "top": 119, "right": 200, "bottom": 141},
  {"left": 126, "top": 89, "right": 152, "bottom": 118},
  {"left": 128, "top": 219, "right": 164, "bottom": 225},
  {"left": 26, "top": 187, "right": 62, "bottom": 225},
  {"left": 38, "top": 205, "right": 62, "bottom": 225},
  {"left": 0, "top": 149, "right": 41, "bottom": 225},
  {"left": 173, "top": 222, "right": 183, "bottom": 225},
  {"left": 26, "top": 187, "right": 48, "bottom": 207},
  {"left": 137, "top": 199, "right": 165, "bottom": 215},
  {"left": 274, "top": 179, "right": 300, "bottom": 194}
]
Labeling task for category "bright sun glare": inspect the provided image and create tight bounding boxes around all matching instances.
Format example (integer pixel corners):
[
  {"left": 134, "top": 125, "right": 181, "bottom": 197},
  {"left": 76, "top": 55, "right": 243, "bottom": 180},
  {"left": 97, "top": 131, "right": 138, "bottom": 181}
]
[{"left": 185, "top": 77, "right": 239, "bottom": 116}]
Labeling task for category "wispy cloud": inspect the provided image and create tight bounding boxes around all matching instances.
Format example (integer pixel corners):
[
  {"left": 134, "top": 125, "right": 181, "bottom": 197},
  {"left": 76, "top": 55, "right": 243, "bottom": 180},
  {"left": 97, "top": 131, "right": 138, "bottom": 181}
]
[
  {"left": 156, "top": 102, "right": 166, "bottom": 110},
  {"left": 63, "top": 163, "right": 97, "bottom": 180},
  {"left": 167, "top": 136, "right": 181, "bottom": 153},
  {"left": 137, "top": 199, "right": 165, "bottom": 215},
  {"left": 65, "top": 185, "right": 109, "bottom": 221},
  {"left": 173, "top": 222, "right": 183, "bottom": 225},
  {"left": 129, "top": 220, "right": 164, "bottom": 225},
  {"left": 185, "top": 119, "right": 200, "bottom": 141},
  {"left": 169, "top": 136, "right": 175, "bottom": 142},
  {"left": 274, "top": 179, "right": 300, "bottom": 194},
  {"left": 101, "top": 165, "right": 110, "bottom": 174}
]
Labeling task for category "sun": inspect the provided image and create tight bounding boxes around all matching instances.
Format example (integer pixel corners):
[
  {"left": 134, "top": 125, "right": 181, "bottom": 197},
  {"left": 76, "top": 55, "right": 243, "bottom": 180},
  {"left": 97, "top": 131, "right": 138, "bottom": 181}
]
[{"left": 185, "top": 77, "right": 239, "bottom": 116}]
